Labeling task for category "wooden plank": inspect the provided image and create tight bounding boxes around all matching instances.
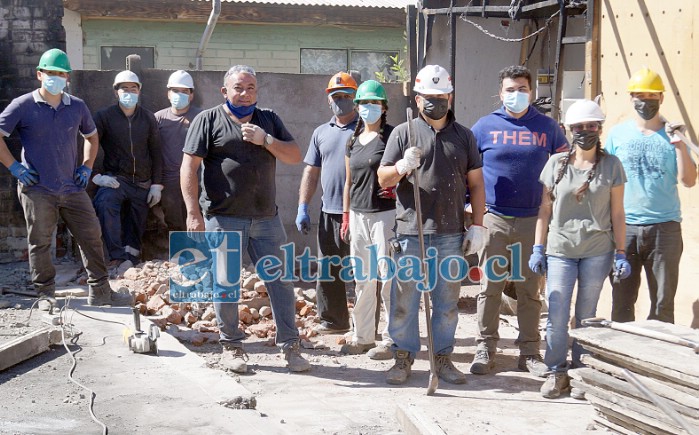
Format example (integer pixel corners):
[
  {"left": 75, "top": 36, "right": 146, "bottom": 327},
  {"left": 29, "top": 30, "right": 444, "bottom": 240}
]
[
  {"left": 580, "top": 355, "right": 699, "bottom": 409},
  {"left": 593, "top": 412, "right": 656, "bottom": 435},
  {"left": 586, "top": 395, "right": 680, "bottom": 435},
  {"left": 396, "top": 404, "right": 447, "bottom": 435},
  {"left": 0, "top": 327, "right": 52, "bottom": 372},
  {"left": 570, "top": 323, "right": 699, "bottom": 377},
  {"left": 579, "top": 343, "right": 699, "bottom": 390},
  {"left": 63, "top": 0, "right": 405, "bottom": 27},
  {"left": 569, "top": 367, "right": 699, "bottom": 420},
  {"left": 582, "top": 353, "right": 697, "bottom": 396},
  {"left": 577, "top": 379, "right": 699, "bottom": 430}
]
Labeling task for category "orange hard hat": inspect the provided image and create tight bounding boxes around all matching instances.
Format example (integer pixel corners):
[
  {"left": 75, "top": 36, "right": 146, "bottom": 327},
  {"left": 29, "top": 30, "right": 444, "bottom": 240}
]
[{"left": 326, "top": 72, "right": 358, "bottom": 94}]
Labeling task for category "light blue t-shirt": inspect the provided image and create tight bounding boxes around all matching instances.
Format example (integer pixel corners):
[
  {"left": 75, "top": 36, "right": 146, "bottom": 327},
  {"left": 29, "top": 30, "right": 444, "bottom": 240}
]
[
  {"left": 605, "top": 120, "right": 686, "bottom": 224},
  {"left": 304, "top": 115, "right": 358, "bottom": 214}
]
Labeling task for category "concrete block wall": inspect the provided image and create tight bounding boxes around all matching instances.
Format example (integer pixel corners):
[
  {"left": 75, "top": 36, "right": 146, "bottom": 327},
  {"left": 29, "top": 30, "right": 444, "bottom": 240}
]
[
  {"left": 78, "top": 20, "right": 404, "bottom": 73},
  {"left": 0, "top": 0, "right": 64, "bottom": 262}
]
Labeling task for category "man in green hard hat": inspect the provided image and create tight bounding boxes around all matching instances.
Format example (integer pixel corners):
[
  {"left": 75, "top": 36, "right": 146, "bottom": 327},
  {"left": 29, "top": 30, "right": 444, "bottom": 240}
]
[{"left": 0, "top": 48, "right": 134, "bottom": 311}]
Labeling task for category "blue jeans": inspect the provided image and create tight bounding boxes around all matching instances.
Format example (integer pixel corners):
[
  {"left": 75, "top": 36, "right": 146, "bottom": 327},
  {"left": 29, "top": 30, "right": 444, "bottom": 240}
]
[
  {"left": 205, "top": 213, "right": 298, "bottom": 350},
  {"left": 93, "top": 179, "right": 149, "bottom": 263},
  {"left": 611, "top": 222, "right": 682, "bottom": 323},
  {"left": 389, "top": 233, "right": 462, "bottom": 358},
  {"left": 544, "top": 252, "right": 613, "bottom": 372}
]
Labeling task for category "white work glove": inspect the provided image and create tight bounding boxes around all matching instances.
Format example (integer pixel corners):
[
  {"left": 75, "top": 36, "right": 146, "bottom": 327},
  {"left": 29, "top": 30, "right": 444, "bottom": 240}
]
[
  {"left": 92, "top": 174, "right": 120, "bottom": 189},
  {"left": 462, "top": 225, "right": 489, "bottom": 256},
  {"left": 147, "top": 184, "right": 164, "bottom": 207},
  {"left": 395, "top": 147, "right": 422, "bottom": 175},
  {"left": 665, "top": 121, "right": 686, "bottom": 144}
]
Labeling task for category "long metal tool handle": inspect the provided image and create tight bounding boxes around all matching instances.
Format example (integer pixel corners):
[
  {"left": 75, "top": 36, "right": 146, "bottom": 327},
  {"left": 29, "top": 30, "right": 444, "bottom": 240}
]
[
  {"left": 407, "top": 107, "right": 438, "bottom": 396},
  {"left": 622, "top": 369, "right": 699, "bottom": 435}
]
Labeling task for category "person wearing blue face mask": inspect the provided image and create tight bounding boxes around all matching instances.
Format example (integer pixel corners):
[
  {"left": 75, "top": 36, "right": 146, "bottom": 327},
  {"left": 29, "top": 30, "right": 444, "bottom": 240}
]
[
  {"left": 181, "top": 65, "right": 309, "bottom": 374},
  {"left": 92, "top": 70, "right": 163, "bottom": 269},
  {"left": 340, "top": 80, "right": 396, "bottom": 359},
  {"left": 0, "top": 48, "right": 133, "bottom": 311},
  {"left": 470, "top": 65, "right": 569, "bottom": 378},
  {"left": 297, "top": 72, "right": 359, "bottom": 335},
  {"left": 155, "top": 70, "right": 202, "bottom": 232}
]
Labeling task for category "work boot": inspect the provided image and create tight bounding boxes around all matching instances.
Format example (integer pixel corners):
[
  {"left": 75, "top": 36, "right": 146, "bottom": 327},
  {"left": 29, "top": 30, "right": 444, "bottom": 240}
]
[
  {"left": 386, "top": 350, "right": 412, "bottom": 385},
  {"left": 340, "top": 341, "right": 375, "bottom": 355},
  {"left": 367, "top": 343, "right": 393, "bottom": 360},
  {"left": 470, "top": 348, "right": 495, "bottom": 375},
  {"left": 37, "top": 296, "right": 58, "bottom": 312},
  {"left": 284, "top": 341, "right": 311, "bottom": 372},
  {"left": 541, "top": 372, "right": 570, "bottom": 399},
  {"left": 518, "top": 354, "right": 548, "bottom": 378},
  {"left": 570, "top": 387, "right": 586, "bottom": 400},
  {"left": 88, "top": 285, "right": 134, "bottom": 307},
  {"left": 435, "top": 354, "right": 467, "bottom": 384},
  {"left": 220, "top": 344, "right": 248, "bottom": 374},
  {"left": 313, "top": 323, "right": 350, "bottom": 335}
]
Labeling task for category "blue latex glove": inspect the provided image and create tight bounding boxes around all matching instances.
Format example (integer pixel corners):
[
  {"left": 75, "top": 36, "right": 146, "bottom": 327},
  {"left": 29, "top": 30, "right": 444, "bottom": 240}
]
[
  {"left": 614, "top": 253, "right": 631, "bottom": 280},
  {"left": 9, "top": 161, "right": 39, "bottom": 186},
  {"left": 74, "top": 164, "right": 92, "bottom": 189},
  {"left": 295, "top": 204, "right": 310, "bottom": 234},
  {"left": 528, "top": 244, "right": 547, "bottom": 275}
]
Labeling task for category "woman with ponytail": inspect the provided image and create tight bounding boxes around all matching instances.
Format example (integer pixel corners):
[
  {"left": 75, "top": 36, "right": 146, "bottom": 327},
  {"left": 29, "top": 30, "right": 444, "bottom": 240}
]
[
  {"left": 340, "top": 80, "right": 396, "bottom": 359},
  {"left": 528, "top": 99, "right": 630, "bottom": 399}
]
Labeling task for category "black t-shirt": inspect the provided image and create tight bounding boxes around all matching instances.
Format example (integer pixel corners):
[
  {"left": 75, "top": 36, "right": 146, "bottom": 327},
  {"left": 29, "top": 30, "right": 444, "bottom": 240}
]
[
  {"left": 381, "top": 112, "right": 482, "bottom": 235},
  {"left": 346, "top": 124, "right": 396, "bottom": 213},
  {"left": 182, "top": 105, "right": 294, "bottom": 218}
]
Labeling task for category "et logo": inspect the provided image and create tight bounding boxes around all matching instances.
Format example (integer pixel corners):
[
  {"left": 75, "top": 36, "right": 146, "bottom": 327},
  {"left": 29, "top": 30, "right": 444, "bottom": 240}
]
[{"left": 168, "top": 231, "right": 241, "bottom": 303}]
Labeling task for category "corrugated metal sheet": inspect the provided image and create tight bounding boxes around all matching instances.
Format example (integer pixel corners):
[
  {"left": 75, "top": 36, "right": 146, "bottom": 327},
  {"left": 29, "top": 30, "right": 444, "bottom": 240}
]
[{"left": 198, "top": 0, "right": 414, "bottom": 8}]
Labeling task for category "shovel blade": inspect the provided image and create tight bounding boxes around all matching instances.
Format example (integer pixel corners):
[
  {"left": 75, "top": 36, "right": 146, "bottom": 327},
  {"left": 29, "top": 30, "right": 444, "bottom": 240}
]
[{"left": 427, "top": 373, "right": 439, "bottom": 396}]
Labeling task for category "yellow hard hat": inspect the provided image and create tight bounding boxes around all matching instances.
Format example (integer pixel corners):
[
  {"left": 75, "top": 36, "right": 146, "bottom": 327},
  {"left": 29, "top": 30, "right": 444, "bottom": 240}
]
[{"left": 627, "top": 68, "right": 665, "bottom": 93}]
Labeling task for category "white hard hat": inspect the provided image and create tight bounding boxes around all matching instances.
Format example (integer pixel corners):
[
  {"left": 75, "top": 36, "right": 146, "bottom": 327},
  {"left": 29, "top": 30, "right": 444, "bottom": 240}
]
[
  {"left": 167, "top": 70, "right": 194, "bottom": 89},
  {"left": 565, "top": 99, "right": 605, "bottom": 126},
  {"left": 413, "top": 64, "right": 453, "bottom": 95},
  {"left": 113, "top": 70, "right": 141, "bottom": 90}
]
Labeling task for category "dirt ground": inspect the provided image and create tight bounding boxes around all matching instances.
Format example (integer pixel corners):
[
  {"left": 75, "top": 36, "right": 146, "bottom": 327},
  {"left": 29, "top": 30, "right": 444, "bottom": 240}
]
[{"left": 0, "top": 261, "right": 601, "bottom": 434}]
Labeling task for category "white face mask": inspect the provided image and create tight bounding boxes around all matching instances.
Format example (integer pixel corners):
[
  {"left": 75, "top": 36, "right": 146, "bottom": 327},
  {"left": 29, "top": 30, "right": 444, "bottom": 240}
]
[
  {"left": 170, "top": 92, "right": 190, "bottom": 110},
  {"left": 358, "top": 103, "right": 382, "bottom": 124},
  {"left": 42, "top": 74, "right": 67, "bottom": 95},
  {"left": 119, "top": 92, "right": 138, "bottom": 109},
  {"left": 502, "top": 91, "right": 530, "bottom": 114}
]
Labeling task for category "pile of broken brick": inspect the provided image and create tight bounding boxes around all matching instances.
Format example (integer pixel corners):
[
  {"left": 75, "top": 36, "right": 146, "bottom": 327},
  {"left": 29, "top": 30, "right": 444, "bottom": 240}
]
[{"left": 111, "top": 261, "right": 323, "bottom": 347}]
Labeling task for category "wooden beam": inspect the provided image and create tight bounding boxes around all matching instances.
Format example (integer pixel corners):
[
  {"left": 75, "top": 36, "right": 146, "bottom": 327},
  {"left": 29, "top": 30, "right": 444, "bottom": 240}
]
[
  {"left": 0, "top": 327, "right": 52, "bottom": 372},
  {"left": 396, "top": 404, "right": 447, "bottom": 435},
  {"left": 63, "top": 0, "right": 405, "bottom": 27}
]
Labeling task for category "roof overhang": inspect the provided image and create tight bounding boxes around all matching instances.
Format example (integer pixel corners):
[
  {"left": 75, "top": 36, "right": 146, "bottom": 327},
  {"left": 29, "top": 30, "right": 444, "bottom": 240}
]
[{"left": 63, "top": 0, "right": 409, "bottom": 27}]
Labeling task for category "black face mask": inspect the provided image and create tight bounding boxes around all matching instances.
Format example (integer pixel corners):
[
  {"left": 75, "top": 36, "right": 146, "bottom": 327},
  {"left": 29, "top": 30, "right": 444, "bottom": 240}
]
[
  {"left": 421, "top": 97, "right": 449, "bottom": 120},
  {"left": 331, "top": 97, "right": 355, "bottom": 117},
  {"left": 634, "top": 98, "right": 660, "bottom": 120},
  {"left": 572, "top": 130, "right": 599, "bottom": 151}
]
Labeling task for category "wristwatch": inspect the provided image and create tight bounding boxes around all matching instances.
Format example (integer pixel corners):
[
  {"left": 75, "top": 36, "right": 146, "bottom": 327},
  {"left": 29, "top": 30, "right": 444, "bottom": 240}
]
[{"left": 264, "top": 133, "right": 274, "bottom": 146}]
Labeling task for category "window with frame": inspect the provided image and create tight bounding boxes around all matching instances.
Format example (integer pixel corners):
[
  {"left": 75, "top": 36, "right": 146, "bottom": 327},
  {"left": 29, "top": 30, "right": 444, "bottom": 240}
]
[
  {"left": 300, "top": 48, "right": 399, "bottom": 82},
  {"left": 101, "top": 46, "right": 155, "bottom": 70}
]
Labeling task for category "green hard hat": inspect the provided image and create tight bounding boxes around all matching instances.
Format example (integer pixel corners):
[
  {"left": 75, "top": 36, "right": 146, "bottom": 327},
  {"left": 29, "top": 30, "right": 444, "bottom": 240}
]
[
  {"left": 354, "top": 80, "right": 388, "bottom": 103},
  {"left": 36, "top": 48, "right": 72, "bottom": 73}
]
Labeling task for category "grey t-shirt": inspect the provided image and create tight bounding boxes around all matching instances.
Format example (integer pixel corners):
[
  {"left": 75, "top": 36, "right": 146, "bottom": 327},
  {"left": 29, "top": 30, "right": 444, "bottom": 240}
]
[
  {"left": 540, "top": 152, "right": 627, "bottom": 258},
  {"left": 155, "top": 106, "right": 203, "bottom": 182},
  {"left": 381, "top": 113, "right": 482, "bottom": 235},
  {"left": 304, "top": 116, "right": 359, "bottom": 214},
  {"left": 182, "top": 105, "right": 294, "bottom": 218}
]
